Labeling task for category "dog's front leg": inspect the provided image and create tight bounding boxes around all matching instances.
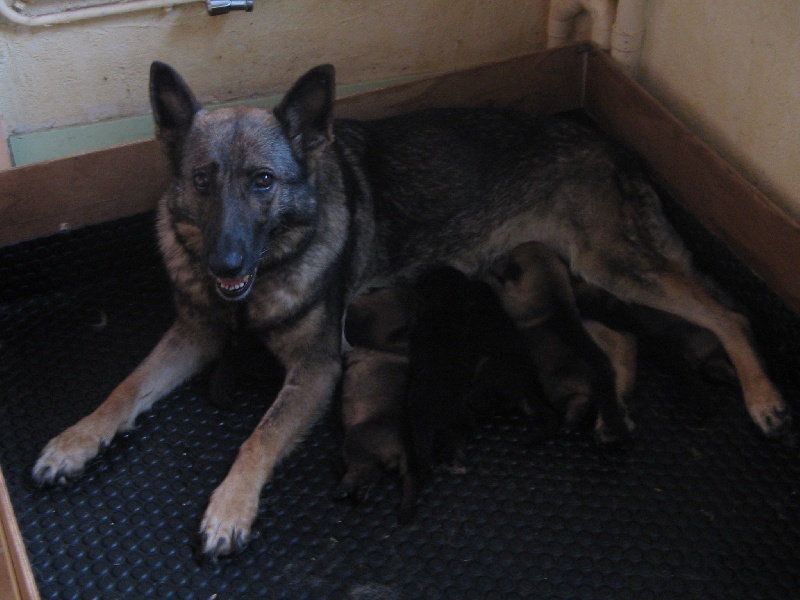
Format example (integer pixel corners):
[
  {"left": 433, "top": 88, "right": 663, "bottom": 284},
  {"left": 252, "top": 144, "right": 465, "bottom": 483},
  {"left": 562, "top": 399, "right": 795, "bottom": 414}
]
[
  {"left": 197, "top": 352, "right": 342, "bottom": 559},
  {"left": 32, "top": 318, "right": 222, "bottom": 485}
]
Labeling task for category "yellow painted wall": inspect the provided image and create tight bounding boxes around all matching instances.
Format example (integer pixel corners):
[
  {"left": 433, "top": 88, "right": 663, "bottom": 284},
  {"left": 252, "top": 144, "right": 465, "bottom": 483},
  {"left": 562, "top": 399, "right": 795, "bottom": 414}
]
[
  {"left": 0, "top": 0, "right": 549, "bottom": 135},
  {"left": 638, "top": 0, "right": 800, "bottom": 221}
]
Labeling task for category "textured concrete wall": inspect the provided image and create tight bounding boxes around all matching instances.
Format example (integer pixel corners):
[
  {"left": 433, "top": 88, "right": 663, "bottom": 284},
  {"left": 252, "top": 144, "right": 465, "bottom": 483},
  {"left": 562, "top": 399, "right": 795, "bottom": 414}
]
[{"left": 0, "top": 0, "right": 549, "bottom": 135}]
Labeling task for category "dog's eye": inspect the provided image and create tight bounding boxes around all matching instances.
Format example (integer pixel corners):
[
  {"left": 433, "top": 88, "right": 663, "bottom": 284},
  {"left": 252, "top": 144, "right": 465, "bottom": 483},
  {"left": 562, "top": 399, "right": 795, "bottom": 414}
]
[
  {"left": 252, "top": 171, "right": 274, "bottom": 191},
  {"left": 193, "top": 171, "right": 210, "bottom": 191}
]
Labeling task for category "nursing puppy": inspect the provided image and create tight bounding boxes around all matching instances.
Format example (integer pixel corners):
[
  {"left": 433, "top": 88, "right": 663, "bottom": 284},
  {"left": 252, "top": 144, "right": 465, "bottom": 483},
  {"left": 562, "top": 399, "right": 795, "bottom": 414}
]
[
  {"left": 335, "top": 287, "right": 418, "bottom": 523},
  {"left": 406, "top": 266, "right": 560, "bottom": 476},
  {"left": 32, "top": 63, "right": 788, "bottom": 558},
  {"left": 489, "top": 242, "right": 637, "bottom": 435},
  {"left": 341, "top": 272, "right": 558, "bottom": 517}
]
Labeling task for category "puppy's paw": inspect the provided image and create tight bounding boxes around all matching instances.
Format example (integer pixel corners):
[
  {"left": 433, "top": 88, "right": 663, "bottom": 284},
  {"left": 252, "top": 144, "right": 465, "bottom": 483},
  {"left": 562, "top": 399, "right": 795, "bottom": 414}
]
[
  {"left": 333, "top": 481, "right": 365, "bottom": 504},
  {"left": 196, "top": 478, "right": 259, "bottom": 560},
  {"left": 594, "top": 410, "right": 635, "bottom": 446},
  {"left": 32, "top": 424, "right": 109, "bottom": 486},
  {"left": 333, "top": 458, "right": 386, "bottom": 503},
  {"left": 559, "top": 393, "right": 593, "bottom": 433}
]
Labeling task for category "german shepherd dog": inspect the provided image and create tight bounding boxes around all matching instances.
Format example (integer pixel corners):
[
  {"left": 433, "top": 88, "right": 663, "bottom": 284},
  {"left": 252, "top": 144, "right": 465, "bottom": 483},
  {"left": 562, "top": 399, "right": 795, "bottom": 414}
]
[{"left": 32, "top": 62, "right": 790, "bottom": 559}]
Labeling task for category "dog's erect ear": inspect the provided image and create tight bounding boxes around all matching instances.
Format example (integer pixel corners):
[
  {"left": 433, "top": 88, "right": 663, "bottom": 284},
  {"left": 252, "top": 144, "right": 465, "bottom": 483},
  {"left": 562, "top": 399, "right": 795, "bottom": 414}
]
[
  {"left": 274, "top": 64, "right": 336, "bottom": 158},
  {"left": 150, "top": 61, "right": 201, "bottom": 170}
]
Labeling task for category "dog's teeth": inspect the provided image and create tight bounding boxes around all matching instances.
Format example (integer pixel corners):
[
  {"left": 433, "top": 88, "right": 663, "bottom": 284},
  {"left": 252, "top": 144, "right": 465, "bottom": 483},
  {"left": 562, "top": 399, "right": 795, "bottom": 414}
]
[{"left": 217, "top": 274, "right": 251, "bottom": 292}]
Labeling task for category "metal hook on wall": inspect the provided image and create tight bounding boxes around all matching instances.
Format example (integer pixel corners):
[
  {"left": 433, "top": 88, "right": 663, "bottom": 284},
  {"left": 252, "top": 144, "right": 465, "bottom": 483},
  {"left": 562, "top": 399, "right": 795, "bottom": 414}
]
[{"left": 205, "top": 0, "right": 253, "bottom": 16}]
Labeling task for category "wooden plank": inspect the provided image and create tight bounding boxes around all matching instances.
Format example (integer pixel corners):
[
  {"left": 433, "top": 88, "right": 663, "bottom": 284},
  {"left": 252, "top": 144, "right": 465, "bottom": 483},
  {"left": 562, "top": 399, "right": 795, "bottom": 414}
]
[
  {"left": 0, "top": 468, "right": 39, "bottom": 600},
  {"left": 0, "top": 140, "right": 170, "bottom": 247},
  {"left": 583, "top": 48, "right": 800, "bottom": 312},
  {"left": 0, "top": 510, "right": 20, "bottom": 600},
  {"left": 335, "top": 44, "right": 586, "bottom": 119},
  {"left": 0, "top": 44, "right": 587, "bottom": 248}
]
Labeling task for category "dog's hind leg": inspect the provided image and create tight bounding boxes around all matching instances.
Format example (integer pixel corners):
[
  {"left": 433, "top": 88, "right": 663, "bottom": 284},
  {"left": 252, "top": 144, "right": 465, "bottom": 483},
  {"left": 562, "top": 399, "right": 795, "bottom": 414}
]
[
  {"left": 583, "top": 320, "right": 638, "bottom": 432},
  {"left": 32, "top": 318, "right": 223, "bottom": 485},
  {"left": 594, "top": 265, "right": 789, "bottom": 436}
]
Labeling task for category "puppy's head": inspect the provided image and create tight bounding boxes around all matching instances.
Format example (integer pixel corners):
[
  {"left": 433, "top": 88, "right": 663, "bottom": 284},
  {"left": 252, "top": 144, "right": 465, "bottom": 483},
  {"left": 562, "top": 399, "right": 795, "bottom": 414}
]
[
  {"left": 346, "top": 288, "right": 412, "bottom": 352},
  {"left": 489, "top": 242, "right": 564, "bottom": 326},
  {"left": 150, "top": 62, "right": 336, "bottom": 301}
]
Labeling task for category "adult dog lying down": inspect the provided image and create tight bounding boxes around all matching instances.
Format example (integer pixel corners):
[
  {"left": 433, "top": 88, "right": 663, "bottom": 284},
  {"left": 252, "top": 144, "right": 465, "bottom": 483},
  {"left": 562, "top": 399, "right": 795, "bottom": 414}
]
[{"left": 32, "top": 62, "right": 790, "bottom": 559}]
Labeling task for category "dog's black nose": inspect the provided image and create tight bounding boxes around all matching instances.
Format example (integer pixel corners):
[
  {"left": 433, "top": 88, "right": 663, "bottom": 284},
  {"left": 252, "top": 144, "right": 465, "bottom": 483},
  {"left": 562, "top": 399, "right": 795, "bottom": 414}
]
[{"left": 209, "top": 250, "right": 245, "bottom": 278}]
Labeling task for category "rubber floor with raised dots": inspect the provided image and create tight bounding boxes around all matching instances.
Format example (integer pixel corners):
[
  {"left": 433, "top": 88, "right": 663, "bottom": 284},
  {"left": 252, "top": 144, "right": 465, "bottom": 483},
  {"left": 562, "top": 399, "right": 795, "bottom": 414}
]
[{"left": 1, "top": 193, "right": 800, "bottom": 599}]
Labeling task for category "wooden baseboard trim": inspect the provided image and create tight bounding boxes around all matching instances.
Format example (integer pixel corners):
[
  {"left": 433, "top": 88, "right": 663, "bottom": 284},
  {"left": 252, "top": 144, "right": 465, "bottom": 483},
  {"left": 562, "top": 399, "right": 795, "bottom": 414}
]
[
  {"left": 0, "top": 468, "right": 39, "bottom": 600},
  {"left": 0, "top": 140, "right": 171, "bottom": 247},
  {"left": 583, "top": 48, "right": 800, "bottom": 312}
]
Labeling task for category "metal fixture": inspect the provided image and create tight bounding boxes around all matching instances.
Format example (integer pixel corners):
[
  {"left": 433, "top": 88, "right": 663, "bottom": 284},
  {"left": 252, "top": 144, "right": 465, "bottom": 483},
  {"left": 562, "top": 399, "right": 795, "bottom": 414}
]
[
  {"left": 0, "top": 0, "right": 253, "bottom": 27},
  {"left": 206, "top": 0, "right": 252, "bottom": 15}
]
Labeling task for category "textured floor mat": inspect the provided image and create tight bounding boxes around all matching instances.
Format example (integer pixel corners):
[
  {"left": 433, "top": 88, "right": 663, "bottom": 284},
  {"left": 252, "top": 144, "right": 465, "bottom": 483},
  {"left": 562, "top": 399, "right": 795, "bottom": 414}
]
[{"left": 2, "top": 197, "right": 800, "bottom": 599}]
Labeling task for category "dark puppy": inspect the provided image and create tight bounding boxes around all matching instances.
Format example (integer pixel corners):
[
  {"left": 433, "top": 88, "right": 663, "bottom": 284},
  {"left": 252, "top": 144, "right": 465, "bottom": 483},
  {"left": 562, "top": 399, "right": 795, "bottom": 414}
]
[
  {"left": 406, "top": 267, "right": 559, "bottom": 476},
  {"left": 336, "top": 287, "right": 418, "bottom": 522}
]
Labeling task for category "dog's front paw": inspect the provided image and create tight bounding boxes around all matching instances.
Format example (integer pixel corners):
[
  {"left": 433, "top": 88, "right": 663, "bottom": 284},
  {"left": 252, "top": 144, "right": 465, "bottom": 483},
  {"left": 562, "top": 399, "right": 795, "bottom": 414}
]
[
  {"left": 32, "top": 424, "right": 109, "bottom": 486},
  {"left": 196, "top": 477, "right": 260, "bottom": 560},
  {"left": 747, "top": 382, "right": 792, "bottom": 438},
  {"left": 751, "top": 402, "right": 792, "bottom": 438}
]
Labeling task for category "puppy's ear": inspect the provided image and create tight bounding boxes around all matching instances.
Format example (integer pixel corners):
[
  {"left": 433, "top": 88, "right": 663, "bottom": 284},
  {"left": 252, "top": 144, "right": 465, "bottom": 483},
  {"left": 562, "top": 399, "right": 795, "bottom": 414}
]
[
  {"left": 150, "top": 61, "right": 201, "bottom": 171},
  {"left": 490, "top": 256, "right": 523, "bottom": 284},
  {"left": 274, "top": 64, "right": 335, "bottom": 159}
]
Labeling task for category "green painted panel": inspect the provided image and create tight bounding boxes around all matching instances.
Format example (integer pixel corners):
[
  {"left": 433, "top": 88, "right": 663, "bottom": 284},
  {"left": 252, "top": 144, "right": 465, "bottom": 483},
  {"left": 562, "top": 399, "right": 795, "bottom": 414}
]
[
  {"left": 8, "top": 76, "right": 421, "bottom": 166},
  {"left": 9, "top": 115, "right": 157, "bottom": 167}
]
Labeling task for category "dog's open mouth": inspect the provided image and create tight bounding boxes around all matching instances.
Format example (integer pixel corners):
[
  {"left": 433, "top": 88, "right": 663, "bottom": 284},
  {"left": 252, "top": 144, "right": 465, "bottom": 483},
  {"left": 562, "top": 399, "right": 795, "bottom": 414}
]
[{"left": 214, "top": 270, "right": 256, "bottom": 301}]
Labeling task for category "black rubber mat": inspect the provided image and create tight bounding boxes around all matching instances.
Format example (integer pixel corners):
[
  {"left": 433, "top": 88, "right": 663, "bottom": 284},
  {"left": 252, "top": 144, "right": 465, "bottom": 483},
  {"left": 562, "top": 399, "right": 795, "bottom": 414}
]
[{"left": 2, "top": 194, "right": 800, "bottom": 599}]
